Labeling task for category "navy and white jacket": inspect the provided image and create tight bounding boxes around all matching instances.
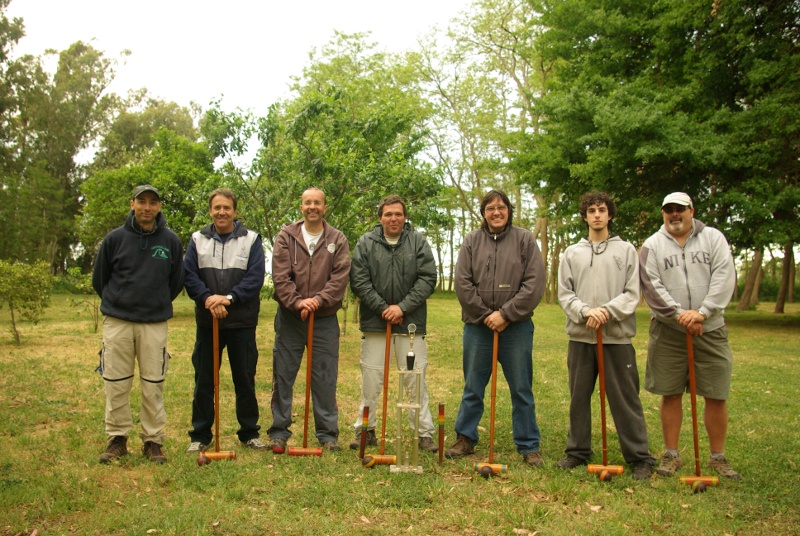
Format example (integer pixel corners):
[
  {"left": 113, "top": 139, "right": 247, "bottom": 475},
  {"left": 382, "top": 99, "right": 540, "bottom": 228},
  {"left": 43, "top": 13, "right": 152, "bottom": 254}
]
[
  {"left": 184, "top": 220, "right": 265, "bottom": 329},
  {"left": 639, "top": 219, "right": 735, "bottom": 333}
]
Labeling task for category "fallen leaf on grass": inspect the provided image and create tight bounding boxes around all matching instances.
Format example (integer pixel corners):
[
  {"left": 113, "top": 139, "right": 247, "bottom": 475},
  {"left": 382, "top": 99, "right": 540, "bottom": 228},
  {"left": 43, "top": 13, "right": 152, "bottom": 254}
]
[
  {"left": 726, "top": 514, "right": 734, "bottom": 519},
  {"left": 681, "top": 504, "right": 690, "bottom": 509},
  {"left": 625, "top": 488, "right": 634, "bottom": 494},
  {"left": 115, "top": 500, "right": 124, "bottom": 507},
  {"left": 513, "top": 529, "right": 538, "bottom": 535},
  {"left": 360, "top": 515, "right": 371, "bottom": 524},
  {"left": 146, "top": 530, "right": 158, "bottom": 534},
  {"left": 584, "top": 502, "right": 602, "bottom": 512}
]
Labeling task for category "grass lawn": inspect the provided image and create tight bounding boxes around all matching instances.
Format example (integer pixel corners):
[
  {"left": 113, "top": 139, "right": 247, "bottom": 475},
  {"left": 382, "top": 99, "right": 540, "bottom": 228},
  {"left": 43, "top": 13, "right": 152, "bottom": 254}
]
[{"left": 1, "top": 294, "right": 799, "bottom": 535}]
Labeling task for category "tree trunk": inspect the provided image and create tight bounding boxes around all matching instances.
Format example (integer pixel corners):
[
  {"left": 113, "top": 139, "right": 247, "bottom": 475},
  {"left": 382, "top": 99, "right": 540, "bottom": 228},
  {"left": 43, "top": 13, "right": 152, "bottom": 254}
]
[
  {"left": 790, "top": 257, "right": 796, "bottom": 303},
  {"left": 10, "top": 301, "right": 20, "bottom": 345},
  {"left": 737, "top": 248, "right": 763, "bottom": 311},
  {"left": 753, "top": 265, "right": 763, "bottom": 306},
  {"left": 774, "top": 243, "right": 793, "bottom": 314}
]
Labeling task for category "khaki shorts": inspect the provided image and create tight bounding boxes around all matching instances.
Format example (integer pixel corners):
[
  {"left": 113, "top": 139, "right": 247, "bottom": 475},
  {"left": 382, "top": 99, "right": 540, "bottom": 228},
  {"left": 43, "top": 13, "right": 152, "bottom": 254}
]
[{"left": 645, "top": 320, "right": 733, "bottom": 400}]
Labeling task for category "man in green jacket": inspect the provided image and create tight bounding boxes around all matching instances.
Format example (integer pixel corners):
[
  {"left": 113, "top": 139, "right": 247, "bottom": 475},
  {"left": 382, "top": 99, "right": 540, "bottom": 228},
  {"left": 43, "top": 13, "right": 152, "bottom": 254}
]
[{"left": 348, "top": 194, "right": 438, "bottom": 452}]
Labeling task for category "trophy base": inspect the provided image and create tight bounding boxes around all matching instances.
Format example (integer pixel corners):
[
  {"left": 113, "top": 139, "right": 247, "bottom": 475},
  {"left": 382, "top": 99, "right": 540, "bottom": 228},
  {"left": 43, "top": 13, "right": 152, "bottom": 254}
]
[{"left": 389, "top": 464, "right": 423, "bottom": 474}]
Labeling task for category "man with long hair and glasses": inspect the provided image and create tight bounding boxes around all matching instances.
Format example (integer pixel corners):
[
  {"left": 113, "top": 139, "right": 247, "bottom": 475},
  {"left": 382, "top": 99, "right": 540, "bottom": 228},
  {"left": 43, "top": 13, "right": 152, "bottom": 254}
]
[{"left": 445, "top": 189, "right": 547, "bottom": 467}]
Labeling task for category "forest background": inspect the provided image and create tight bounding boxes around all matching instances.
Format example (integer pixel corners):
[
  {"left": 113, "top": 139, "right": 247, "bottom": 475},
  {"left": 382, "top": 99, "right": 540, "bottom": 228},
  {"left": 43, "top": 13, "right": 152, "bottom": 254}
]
[{"left": 0, "top": 0, "right": 797, "bottom": 313}]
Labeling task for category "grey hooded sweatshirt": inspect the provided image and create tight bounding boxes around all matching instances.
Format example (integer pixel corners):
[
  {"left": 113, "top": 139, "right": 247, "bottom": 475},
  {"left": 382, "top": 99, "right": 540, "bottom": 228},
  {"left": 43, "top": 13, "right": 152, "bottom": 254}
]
[
  {"left": 639, "top": 219, "right": 735, "bottom": 333},
  {"left": 558, "top": 235, "right": 639, "bottom": 344}
]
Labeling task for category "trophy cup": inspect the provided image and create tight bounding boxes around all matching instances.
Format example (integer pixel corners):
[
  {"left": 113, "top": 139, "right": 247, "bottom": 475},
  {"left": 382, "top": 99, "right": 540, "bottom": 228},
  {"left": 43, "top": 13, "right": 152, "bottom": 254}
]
[{"left": 390, "top": 323, "right": 423, "bottom": 474}]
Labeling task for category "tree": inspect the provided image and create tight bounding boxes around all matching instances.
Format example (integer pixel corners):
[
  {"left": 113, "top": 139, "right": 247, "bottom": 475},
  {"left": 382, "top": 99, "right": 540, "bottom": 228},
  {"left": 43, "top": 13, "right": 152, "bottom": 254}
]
[
  {"left": 523, "top": 0, "right": 799, "bottom": 262},
  {"left": 1, "top": 39, "right": 121, "bottom": 271},
  {"left": 230, "top": 33, "right": 441, "bottom": 250},
  {"left": 80, "top": 128, "right": 219, "bottom": 258},
  {"left": 0, "top": 259, "right": 52, "bottom": 344}
]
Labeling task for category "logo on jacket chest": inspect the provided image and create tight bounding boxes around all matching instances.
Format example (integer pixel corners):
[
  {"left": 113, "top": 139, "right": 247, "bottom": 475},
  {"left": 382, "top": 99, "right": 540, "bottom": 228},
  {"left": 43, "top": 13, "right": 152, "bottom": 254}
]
[
  {"left": 662, "top": 251, "right": 710, "bottom": 271},
  {"left": 151, "top": 245, "right": 171, "bottom": 260}
]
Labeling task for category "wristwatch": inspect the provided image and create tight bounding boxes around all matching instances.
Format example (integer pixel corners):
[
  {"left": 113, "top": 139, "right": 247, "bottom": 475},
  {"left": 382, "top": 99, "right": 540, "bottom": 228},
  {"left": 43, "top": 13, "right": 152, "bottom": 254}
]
[{"left": 226, "top": 294, "right": 234, "bottom": 304}]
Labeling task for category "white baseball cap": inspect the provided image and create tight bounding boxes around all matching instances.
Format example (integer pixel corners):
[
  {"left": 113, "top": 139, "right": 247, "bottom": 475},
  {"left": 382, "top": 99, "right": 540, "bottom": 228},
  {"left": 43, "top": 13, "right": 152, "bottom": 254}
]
[{"left": 661, "top": 192, "right": 693, "bottom": 209}]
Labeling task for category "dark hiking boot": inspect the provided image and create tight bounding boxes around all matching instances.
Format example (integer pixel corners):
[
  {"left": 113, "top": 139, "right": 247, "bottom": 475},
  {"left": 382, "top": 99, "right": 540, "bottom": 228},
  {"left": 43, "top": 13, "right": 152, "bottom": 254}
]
[{"left": 99, "top": 436, "right": 128, "bottom": 464}]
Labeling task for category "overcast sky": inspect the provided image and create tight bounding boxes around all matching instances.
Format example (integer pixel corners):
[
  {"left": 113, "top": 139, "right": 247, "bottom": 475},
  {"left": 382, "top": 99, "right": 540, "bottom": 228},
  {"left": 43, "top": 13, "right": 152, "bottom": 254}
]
[{"left": 7, "top": 0, "right": 471, "bottom": 114}]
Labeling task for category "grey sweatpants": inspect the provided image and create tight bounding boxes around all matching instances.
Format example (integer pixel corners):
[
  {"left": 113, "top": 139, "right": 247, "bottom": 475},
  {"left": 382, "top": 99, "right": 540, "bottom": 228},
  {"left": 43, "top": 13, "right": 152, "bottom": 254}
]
[
  {"left": 268, "top": 307, "right": 340, "bottom": 444},
  {"left": 564, "top": 341, "right": 654, "bottom": 465}
]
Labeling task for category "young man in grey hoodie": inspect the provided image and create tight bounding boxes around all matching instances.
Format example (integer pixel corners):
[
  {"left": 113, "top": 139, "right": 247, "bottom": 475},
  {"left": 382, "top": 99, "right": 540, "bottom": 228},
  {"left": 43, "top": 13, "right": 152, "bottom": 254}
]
[
  {"left": 557, "top": 192, "right": 656, "bottom": 479},
  {"left": 639, "top": 192, "right": 740, "bottom": 480}
]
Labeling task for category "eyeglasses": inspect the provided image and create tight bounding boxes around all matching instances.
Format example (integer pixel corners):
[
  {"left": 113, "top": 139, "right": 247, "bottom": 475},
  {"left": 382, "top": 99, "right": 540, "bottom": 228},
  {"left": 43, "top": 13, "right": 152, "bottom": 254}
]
[
  {"left": 485, "top": 205, "right": 508, "bottom": 214},
  {"left": 662, "top": 204, "right": 688, "bottom": 214}
]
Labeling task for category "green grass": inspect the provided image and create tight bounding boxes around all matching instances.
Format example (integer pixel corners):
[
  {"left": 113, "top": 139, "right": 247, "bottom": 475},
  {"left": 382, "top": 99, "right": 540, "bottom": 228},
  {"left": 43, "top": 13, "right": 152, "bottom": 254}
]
[{"left": 1, "top": 294, "right": 799, "bottom": 535}]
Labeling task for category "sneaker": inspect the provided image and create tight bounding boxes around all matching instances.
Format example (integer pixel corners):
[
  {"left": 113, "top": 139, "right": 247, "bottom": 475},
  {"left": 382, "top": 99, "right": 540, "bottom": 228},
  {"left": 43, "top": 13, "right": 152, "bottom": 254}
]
[
  {"left": 349, "top": 429, "right": 377, "bottom": 450},
  {"left": 522, "top": 451, "right": 544, "bottom": 467},
  {"left": 444, "top": 435, "right": 475, "bottom": 458},
  {"left": 142, "top": 441, "right": 166, "bottom": 464},
  {"left": 321, "top": 440, "right": 342, "bottom": 452},
  {"left": 242, "top": 437, "right": 269, "bottom": 451},
  {"left": 709, "top": 455, "right": 742, "bottom": 480},
  {"left": 99, "top": 436, "right": 128, "bottom": 464},
  {"left": 418, "top": 436, "right": 438, "bottom": 453},
  {"left": 656, "top": 451, "right": 682, "bottom": 476},
  {"left": 556, "top": 455, "right": 587, "bottom": 469},
  {"left": 268, "top": 437, "right": 286, "bottom": 454},
  {"left": 631, "top": 461, "right": 654, "bottom": 480},
  {"left": 186, "top": 441, "right": 208, "bottom": 453}
]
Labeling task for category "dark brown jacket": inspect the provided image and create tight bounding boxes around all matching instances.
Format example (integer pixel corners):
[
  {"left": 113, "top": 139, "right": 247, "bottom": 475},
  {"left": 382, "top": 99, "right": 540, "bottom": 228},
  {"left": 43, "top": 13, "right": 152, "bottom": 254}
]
[{"left": 272, "top": 219, "right": 350, "bottom": 318}]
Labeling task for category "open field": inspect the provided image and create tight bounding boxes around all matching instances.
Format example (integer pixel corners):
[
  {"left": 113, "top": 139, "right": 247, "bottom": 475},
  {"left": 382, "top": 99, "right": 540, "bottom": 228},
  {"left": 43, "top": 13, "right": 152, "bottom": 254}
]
[{"left": 1, "top": 294, "right": 799, "bottom": 535}]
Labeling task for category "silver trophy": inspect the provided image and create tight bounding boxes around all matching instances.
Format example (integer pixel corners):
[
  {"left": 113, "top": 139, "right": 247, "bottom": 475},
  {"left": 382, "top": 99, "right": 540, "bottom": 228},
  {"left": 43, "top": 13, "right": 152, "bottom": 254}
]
[{"left": 390, "top": 323, "right": 423, "bottom": 474}]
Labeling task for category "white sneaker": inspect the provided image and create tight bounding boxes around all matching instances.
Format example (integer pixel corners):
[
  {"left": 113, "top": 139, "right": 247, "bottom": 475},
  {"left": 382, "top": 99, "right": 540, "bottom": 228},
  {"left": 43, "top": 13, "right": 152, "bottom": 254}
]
[{"left": 186, "top": 441, "right": 207, "bottom": 453}]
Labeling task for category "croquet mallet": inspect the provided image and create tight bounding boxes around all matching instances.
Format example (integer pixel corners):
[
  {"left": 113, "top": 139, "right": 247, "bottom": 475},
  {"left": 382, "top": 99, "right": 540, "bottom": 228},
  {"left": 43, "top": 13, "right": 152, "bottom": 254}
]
[
  {"left": 438, "top": 402, "right": 445, "bottom": 465},
  {"left": 362, "top": 322, "right": 396, "bottom": 467},
  {"left": 475, "top": 330, "right": 507, "bottom": 477},
  {"left": 587, "top": 329, "right": 624, "bottom": 480},
  {"left": 197, "top": 316, "right": 237, "bottom": 465},
  {"left": 679, "top": 332, "right": 720, "bottom": 489},
  {"left": 288, "top": 311, "right": 323, "bottom": 457}
]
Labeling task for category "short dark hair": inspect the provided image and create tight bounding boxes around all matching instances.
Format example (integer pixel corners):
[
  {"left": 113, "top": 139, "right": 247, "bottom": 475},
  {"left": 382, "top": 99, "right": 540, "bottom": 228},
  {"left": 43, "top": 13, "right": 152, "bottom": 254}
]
[
  {"left": 578, "top": 191, "right": 616, "bottom": 231},
  {"left": 377, "top": 195, "right": 406, "bottom": 218},
  {"left": 480, "top": 189, "right": 514, "bottom": 230},
  {"left": 208, "top": 188, "right": 237, "bottom": 210}
]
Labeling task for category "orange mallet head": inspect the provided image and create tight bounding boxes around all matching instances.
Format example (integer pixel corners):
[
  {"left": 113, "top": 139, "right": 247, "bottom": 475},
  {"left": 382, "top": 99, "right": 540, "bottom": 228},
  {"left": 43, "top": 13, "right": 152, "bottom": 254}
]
[
  {"left": 197, "top": 450, "right": 236, "bottom": 466},
  {"left": 588, "top": 464, "right": 624, "bottom": 477},
  {"left": 287, "top": 447, "right": 323, "bottom": 457},
  {"left": 680, "top": 475, "right": 720, "bottom": 487},
  {"left": 362, "top": 454, "right": 396, "bottom": 468},
  {"left": 475, "top": 462, "right": 507, "bottom": 477}
]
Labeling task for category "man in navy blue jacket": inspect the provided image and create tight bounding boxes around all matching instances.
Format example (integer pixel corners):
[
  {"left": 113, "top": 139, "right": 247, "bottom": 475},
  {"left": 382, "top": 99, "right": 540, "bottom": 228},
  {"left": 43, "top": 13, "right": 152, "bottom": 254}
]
[
  {"left": 93, "top": 184, "right": 184, "bottom": 464},
  {"left": 183, "top": 188, "right": 268, "bottom": 452}
]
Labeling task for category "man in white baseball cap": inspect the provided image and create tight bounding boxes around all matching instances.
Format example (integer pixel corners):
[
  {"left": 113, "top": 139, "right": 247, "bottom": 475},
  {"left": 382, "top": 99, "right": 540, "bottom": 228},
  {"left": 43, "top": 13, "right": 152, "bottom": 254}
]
[{"left": 639, "top": 192, "right": 741, "bottom": 480}]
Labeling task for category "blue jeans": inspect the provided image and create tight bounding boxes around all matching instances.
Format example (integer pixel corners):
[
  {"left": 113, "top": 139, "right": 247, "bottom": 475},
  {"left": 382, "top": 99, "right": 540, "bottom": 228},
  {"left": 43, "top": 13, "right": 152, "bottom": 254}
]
[{"left": 454, "top": 321, "right": 541, "bottom": 454}]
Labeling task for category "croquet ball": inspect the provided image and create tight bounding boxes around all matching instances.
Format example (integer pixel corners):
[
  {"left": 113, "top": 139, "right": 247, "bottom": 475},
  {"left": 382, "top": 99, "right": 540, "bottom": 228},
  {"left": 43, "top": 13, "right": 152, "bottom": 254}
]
[
  {"left": 362, "top": 456, "right": 376, "bottom": 468},
  {"left": 599, "top": 470, "right": 612, "bottom": 482},
  {"left": 197, "top": 454, "right": 210, "bottom": 467},
  {"left": 692, "top": 481, "right": 707, "bottom": 494},
  {"left": 272, "top": 445, "right": 285, "bottom": 454},
  {"left": 479, "top": 465, "right": 493, "bottom": 479}
]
